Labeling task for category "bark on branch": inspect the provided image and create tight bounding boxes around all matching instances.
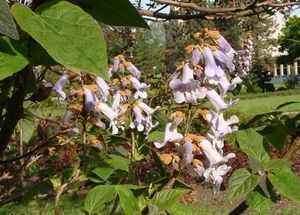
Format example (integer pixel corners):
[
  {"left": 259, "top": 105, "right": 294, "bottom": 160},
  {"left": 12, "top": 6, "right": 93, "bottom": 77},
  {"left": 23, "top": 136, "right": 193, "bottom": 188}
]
[{"left": 138, "top": 0, "right": 300, "bottom": 20}]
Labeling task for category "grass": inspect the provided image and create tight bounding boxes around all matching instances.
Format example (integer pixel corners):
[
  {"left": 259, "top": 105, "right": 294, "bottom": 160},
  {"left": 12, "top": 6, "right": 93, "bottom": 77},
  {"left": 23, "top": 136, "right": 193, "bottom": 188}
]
[
  {"left": 0, "top": 195, "right": 84, "bottom": 215},
  {"left": 0, "top": 193, "right": 219, "bottom": 215},
  {"left": 231, "top": 89, "right": 300, "bottom": 100},
  {"left": 229, "top": 94, "right": 300, "bottom": 120}
]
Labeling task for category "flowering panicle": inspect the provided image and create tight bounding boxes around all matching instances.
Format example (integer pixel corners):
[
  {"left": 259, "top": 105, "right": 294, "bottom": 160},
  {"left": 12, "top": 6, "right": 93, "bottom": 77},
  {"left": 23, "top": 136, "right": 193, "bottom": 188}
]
[
  {"left": 155, "top": 29, "right": 253, "bottom": 193},
  {"left": 52, "top": 55, "right": 158, "bottom": 149},
  {"left": 233, "top": 32, "right": 254, "bottom": 77}
]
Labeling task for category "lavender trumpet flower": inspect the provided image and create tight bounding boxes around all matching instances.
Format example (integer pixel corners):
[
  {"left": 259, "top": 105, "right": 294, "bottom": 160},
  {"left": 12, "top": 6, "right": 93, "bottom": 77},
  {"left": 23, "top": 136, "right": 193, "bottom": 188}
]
[
  {"left": 84, "top": 88, "right": 96, "bottom": 112},
  {"left": 170, "top": 63, "right": 206, "bottom": 104},
  {"left": 53, "top": 74, "right": 69, "bottom": 100}
]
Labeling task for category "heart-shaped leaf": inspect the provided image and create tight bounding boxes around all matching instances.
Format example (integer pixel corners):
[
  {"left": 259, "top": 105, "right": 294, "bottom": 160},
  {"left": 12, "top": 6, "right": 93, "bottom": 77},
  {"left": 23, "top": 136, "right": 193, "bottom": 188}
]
[
  {"left": 12, "top": 2, "right": 108, "bottom": 80},
  {"left": 0, "top": 36, "right": 28, "bottom": 80},
  {"left": 0, "top": 0, "right": 19, "bottom": 39},
  {"left": 79, "top": 0, "right": 149, "bottom": 29}
]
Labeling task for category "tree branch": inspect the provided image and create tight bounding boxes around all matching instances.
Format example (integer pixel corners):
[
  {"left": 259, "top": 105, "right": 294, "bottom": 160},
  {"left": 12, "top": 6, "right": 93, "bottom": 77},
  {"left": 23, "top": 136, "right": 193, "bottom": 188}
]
[
  {"left": 138, "top": 0, "right": 300, "bottom": 20},
  {"left": 138, "top": 8, "right": 265, "bottom": 20},
  {"left": 0, "top": 130, "right": 69, "bottom": 164}
]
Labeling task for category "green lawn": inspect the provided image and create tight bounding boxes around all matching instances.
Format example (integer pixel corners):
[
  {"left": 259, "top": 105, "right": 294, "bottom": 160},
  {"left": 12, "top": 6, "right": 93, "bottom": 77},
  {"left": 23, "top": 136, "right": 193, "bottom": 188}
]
[{"left": 229, "top": 94, "right": 300, "bottom": 120}]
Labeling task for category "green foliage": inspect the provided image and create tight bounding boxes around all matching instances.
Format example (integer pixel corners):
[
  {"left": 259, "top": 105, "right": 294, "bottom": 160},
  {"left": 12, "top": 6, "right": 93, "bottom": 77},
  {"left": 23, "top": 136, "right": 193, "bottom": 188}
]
[
  {"left": 50, "top": 176, "right": 61, "bottom": 190},
  {"left": 146, "top": 131, "right": 165, "bottom": 142},
  {"left": 166, "top": 203, "right": 196, "bottom": 215},
  {"left": 150, "top": 189, "right": 185, "bottom": 212},
  {"left": 84, "top": 182, "right": 188, "bottom": 215},
  {"left": 79, "top": 0, "right": 149, "bottom": 29},
  {"left": 267, "top": 160, "right": 300, "bottom": 202},
  {"left": 0, "top": 0, "right": 19, "bottom": 39},
  {"left": 22, "top": 114, "right": 36, "bottom": 143},
  {"left": 236, "top": 128, "right": 270, "bottom": 163},
  {"left": 84, "top": 185, "right": 116, "bottom": 214},
  {"left": 90, "top": 158, "right": 129, "bottom": 181},
  {"left": 84, "top": 185, "right": 145, "bottom": 215},
  {"left": 243, "top": 16, "right": 277, "bottom": 71},
  {"left": 134, "top": 23, "right": 166, "bottom": 80},
  {"left": 278, "top": 16, "right": 300, "bottom": 62},
  {"left": 0, "top": 36, "right": 28, "bottom": 80},
  {"left": 12, "top": 1, "right": 108, "bottom": 80},
  {"left": 228, "top": 168, "right": 260, "bottom": 199},
  {"left": 116, "top": 186, "right": 140, "bottom": 215},
  {"left": 231, "top": 114, "right": 300, "bottom": 211},
  {"left": 246, "top": 189, "right": 275, "bottom": 211},
  {"left": 258, "top": 122, "right": 288, "bottom": 150},
  {"left": 2, "top": 0, "right": 300, "bottom": 213}
]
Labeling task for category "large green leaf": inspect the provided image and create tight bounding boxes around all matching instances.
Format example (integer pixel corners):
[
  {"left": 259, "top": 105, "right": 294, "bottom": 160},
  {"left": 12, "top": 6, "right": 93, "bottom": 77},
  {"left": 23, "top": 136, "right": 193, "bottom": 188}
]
[
  {"left": 0, "top": 0, "right": 19, "bottom": 39},
  {"left": 116, "top": 186, "right": 141, "bottom": 215},
  {"left": 22, "top": 114, "right": 36, "bottom": 143},
  {"left": 12, "top": 2, "right": 108, "bottom": 80},
  {"left": 84, "top": 185, "right": 116, "bottom": 215},
  {"left": 91, "top": 166, "right": 115, "bottom": 182},
  {"left": 91, "top": 158, "right": 129, "bottom": 181},
  {"left": 237, "top": 128, "right": 270, "bottom": 163},
  {"left": 228, "top": 168, "right": 260, "bottom": 199},
  {"left": 147, "top": 131, "right": 164, "bottom": 142},
  {"left": 258, "top": 124, "right": 288, "bottom": 150},
  {"left": 267, "top": 160, "right": 300, "bottom": 202},
  {"left": 264, "top": 159, "right": 290, "bottom": 173},
  {"left": 151, "top": 189, "right": 185, "bottom": 212},
  {"left": 246, "top": 190, "right": 275, "bottom": 211},
  {"left": 148, "top": 205, "right": 167, "bottom": 215},
  {"left": 166, "top": 203, "right": 195, "bottom": 215},
  {"left": 276, "top": 101, "right": 300, "bottom": 110},
  {"left": 79, "top": 0, "right": 149, "bottom": 29},
  {"left": 246, "top": 111, "right": 282, "bottom": 127},
  {"left": 106, "top": 158, "right": 129, "bottom": 172},
  {"left": 0, "top": 36, "right": 28, "bottom": 80}
]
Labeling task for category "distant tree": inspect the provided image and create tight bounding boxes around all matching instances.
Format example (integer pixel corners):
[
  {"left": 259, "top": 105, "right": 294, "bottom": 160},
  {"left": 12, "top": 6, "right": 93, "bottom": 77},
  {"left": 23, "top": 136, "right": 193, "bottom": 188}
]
[
  {"left": 278, "top": 16, "right": 300, "bottom": 63},
  {"left": 214, "top": 19, "right": 244, "bottom": 50},
  {"left": 133, "top": 22, "right": 166, "bottom": 80}
]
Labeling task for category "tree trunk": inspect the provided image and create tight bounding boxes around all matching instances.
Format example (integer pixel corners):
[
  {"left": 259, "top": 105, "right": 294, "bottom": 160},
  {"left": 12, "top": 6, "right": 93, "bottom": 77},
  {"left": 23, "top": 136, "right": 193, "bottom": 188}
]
[{"left": 0, "top": 66, "right": 31, "bottom": 158}]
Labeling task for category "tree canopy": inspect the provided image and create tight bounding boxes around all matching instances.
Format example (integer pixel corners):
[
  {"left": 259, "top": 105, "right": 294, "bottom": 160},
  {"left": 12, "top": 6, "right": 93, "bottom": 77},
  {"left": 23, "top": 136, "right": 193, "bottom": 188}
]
[{"left": 278, "top": 16, "right": 300, "bottom": 63}]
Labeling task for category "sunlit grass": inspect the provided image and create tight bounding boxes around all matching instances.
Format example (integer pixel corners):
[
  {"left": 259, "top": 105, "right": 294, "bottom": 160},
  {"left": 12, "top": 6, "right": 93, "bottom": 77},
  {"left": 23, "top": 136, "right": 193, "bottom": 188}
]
[{"left": 229, "top": 94, "right": 300, "bottom": 120}]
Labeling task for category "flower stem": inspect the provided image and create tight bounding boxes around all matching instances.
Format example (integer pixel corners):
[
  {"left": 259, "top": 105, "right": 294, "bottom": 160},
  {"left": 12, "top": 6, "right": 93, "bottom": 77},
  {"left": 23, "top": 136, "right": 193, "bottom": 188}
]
[
  {"left": 110, "top": 195, "right": 120, "bottom": 215},
  {"left": 131, "top": 130, "right": 136, "bottom": 160},
  {"left": 184, "top": 104, "right": 193, "bottom": 134}
]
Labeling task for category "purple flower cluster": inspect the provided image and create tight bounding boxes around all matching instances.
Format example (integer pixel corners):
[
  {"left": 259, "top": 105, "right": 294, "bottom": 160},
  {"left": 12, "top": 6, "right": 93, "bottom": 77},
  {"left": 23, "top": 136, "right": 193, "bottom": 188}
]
[
  {"left": 155, "top": 29, "right": 252, "bottom": 193},
  {"left": 52, "top": 55, "right": 159, "bottom": 146}
]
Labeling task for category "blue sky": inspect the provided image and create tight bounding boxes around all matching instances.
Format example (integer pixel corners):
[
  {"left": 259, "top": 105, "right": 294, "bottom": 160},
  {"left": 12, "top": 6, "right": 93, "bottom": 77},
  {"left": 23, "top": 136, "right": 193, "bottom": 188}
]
[{"left": 292, "top": 8, "right": 300, "bottom": 16}]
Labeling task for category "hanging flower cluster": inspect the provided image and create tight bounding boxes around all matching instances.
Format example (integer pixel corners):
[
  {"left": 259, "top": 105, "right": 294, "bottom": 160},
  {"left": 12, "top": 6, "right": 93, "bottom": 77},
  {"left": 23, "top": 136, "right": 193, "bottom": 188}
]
[
  {"left": 52, "top": 55, "right": 159, "bottom": 148},
  {"left": 233, "top": 32, "right": 254, "bottom": 77},
  {"left": 18, "top": 0, "right": 32, "bottom": 6},
  {"left": 155, "top": 29, "right": 251, "bottom": 193}
]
